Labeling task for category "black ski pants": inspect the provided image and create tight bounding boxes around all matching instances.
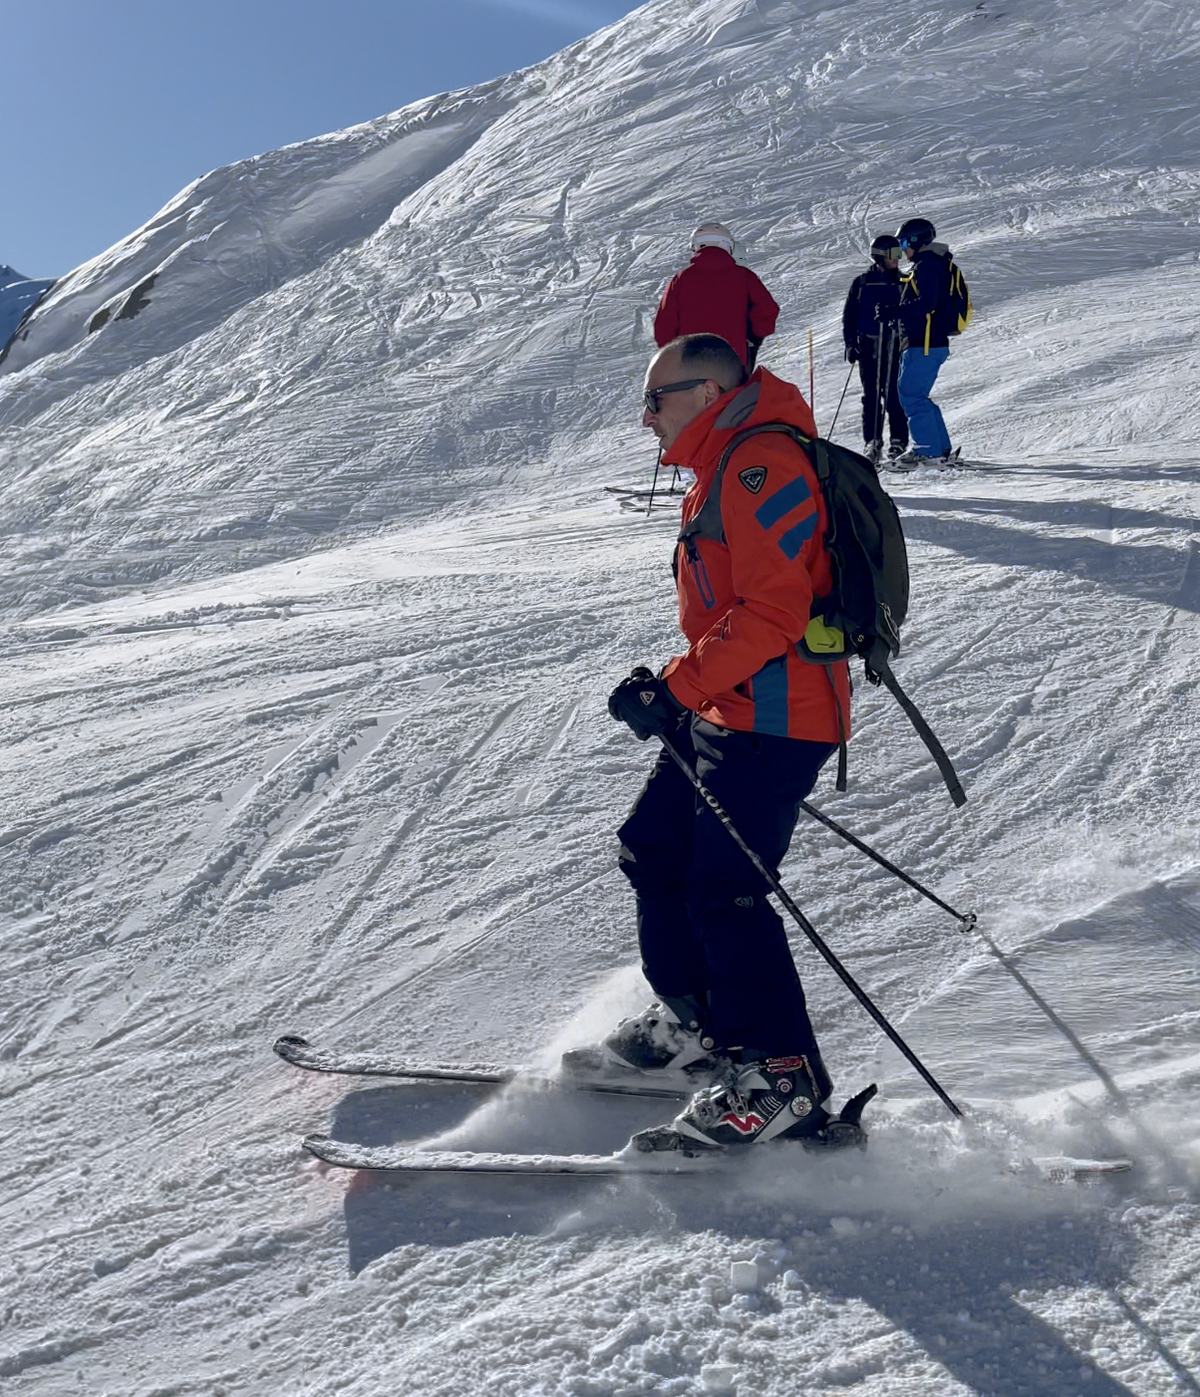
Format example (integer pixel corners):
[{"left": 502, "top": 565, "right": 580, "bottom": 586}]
[
  {"left": 859, "top": 331, "right": 908, "bottom": 448},
  {"left": 617, "top": 716, "right": 834, "bottom": 1060}
]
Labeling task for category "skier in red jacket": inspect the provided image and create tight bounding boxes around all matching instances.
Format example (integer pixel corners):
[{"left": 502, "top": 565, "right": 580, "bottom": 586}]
[{"left": 653, "top": 223, "right": 780, "bottom": 369}]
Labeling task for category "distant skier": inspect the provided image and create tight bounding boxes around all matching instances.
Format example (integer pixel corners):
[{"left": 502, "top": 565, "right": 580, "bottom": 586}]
[
  {"left": 841, "top": 234, "right": 908, "bottom": 466},
  {"left": 572, "top": 332, "right": 862, "bottom": 1152},
  {"left": 654, "top": 223, "right": 779, "bottom": 370},
  {"left": 884, "top": 218, "right": 962, "bottom": 469}
]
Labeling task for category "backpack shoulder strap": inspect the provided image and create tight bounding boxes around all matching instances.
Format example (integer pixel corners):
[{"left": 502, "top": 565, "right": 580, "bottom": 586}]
[{"left": 679, "top": 421, "right": 814, "bottom": 546}]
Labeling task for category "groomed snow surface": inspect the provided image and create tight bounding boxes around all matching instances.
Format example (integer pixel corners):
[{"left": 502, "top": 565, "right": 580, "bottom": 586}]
[{"left": 3, "top": 0, "right": 1200, "bottom": 1392}]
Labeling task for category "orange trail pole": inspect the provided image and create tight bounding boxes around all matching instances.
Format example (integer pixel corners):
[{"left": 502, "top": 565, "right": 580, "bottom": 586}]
[{"left": 808, "top": 328, "right": 815, "bottom": 416}]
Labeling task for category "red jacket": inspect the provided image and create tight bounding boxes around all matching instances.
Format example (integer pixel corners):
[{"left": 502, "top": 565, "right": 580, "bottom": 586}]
[
  {"left": 654, "top": 247, "right": 779, "bottom": 365},
  {"left": 661, "top": 369, "right": 851, "bottom": 744}
]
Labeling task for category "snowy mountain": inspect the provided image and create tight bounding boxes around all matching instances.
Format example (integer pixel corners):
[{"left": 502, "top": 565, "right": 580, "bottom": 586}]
[
  {"left": 2, "top": 0, "right": 1200, "bottom": 1393},
  {"left": 0, "top": 264, "right": 55, "bottom": 357}
]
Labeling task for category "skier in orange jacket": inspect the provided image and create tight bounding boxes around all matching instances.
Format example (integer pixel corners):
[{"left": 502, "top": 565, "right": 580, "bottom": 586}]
[
  {"left": 573, "top": 333, "right": 852, "bottom": 1152},
  {"left": 654, "top": 223, "right": 780, "bottom": 369}
]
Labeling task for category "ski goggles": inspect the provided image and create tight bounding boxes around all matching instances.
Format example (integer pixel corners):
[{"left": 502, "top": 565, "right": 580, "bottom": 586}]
[{"left": 643, "top": 379, "right": 707, "bottom": 414}]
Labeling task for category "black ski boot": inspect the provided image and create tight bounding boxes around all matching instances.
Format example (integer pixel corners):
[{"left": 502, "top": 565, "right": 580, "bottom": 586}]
[{"left": 630, "top": 1051, "right": 876, "bottom": 1156}]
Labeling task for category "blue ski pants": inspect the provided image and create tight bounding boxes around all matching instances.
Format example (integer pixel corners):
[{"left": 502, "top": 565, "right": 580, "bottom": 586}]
[
  {"left": 617, "top": 716, "right": 834, "bottom": 1059},
  {"left": 897, "top": 346, "right": 951, "bottom": 457}
]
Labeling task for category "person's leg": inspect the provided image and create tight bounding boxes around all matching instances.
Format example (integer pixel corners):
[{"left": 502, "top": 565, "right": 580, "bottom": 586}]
[
  {"left": 683, "top": 721, "right": 834, "bottom": 1059},
  {"left": 617, "top": 723, "right": 707, "bottom": 1004},
  {"left": 897, "top": 347, "right": 950, "bottom": 457},
  {"left": 858, "top": 344, "right": 883, "bottom": 449}
]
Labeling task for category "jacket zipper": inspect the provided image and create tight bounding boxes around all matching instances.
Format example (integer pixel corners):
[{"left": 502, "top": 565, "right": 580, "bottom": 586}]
[{"left": 683, "top": 536, "right": 717, "bottom": 610}]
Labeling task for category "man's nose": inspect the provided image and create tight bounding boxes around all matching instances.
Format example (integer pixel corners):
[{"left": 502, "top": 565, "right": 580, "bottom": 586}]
[{"left": 642, "top": 407, "right": 656, "bottom": 427}]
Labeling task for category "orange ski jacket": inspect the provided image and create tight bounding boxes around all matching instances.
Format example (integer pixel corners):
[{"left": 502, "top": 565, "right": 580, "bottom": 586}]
[{"left": 660, "top": 369, "right": 852, "bottom": 744}]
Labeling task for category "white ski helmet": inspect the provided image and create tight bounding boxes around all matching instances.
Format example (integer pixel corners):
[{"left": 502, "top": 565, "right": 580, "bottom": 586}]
[{"left": 691, "top": 221, "right": 735, "bottom": 254}]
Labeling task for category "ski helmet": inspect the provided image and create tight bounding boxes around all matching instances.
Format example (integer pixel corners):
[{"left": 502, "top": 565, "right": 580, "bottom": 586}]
[
  {"left": 870, "top": 234, "right": 902, "bottom": 263},
  {"left": 896, "top": 218, "right": 936, "bottom": 254},
  {"left": 691, "top": 221, "right": 735, "bottom": 255}
]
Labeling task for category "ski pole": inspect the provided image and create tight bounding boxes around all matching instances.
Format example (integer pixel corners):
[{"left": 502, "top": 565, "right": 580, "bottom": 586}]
[
  {"left": 874, "top": 328, "right": 886, "bottom": 450},
  {"left": 881, "top": 325, "right": 897, "bottom": 451},
  {"left": 798, "top": 799, "right": 976, "bottom": 930},
  {"left": 660, "top": 735, "right": 963, "bottom": 1119},
  {"left": 807, "top": 327, "right": 815, "bottom": 415},
  {"left": 827, "top": 363, "right": 855, "bottom": 439},
  {"left": 645, "top": 446, "right": 664, "bottom": 517}
]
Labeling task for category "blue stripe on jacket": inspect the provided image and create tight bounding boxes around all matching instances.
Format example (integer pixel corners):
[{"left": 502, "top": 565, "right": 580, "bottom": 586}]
[
  {"left": 751, "top": 654, "right": 790, "bottom": 736},
  {"left": 777, "top": 513, "right": 818, "bottom": 559},
  {"left": 754, "top": 476, "right": 812, "bottom": 531}
]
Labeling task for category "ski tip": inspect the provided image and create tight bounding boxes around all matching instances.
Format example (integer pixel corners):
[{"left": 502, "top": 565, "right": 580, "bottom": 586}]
[
  {"left": 273, "top": 1033, "right": 313, "bottom": 1058},
  {"left": 302, "top": 1133, "right": 336, "bottom": 1162}
]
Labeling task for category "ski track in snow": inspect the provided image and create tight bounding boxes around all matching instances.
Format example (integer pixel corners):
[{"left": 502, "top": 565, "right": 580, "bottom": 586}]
[{"left": 3, "top": 0, "right": 1200, "bottom": 1393}]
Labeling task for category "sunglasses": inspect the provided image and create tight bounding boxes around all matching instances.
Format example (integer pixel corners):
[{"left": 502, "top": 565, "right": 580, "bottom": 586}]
[{"left": 643, "top": 378, "right": 708, "bottom": 414}]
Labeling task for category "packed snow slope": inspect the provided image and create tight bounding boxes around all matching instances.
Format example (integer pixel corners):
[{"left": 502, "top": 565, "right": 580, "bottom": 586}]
[
  {"left": 3, "top": 0, "right": 1200, "bottom": 616},
  {"left": 3, "top": 0, "right": 1200, "bottom": 1394}
]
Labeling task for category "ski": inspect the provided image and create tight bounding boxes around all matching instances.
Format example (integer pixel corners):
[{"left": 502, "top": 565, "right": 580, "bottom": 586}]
[
  {"left": 603, "top": 483, "right": 686, "bottom": 498},
  {"left": 272, "top": 1033, "right": 690, "bottom": 1100},
  {"left": 302, "top": 1085, "right": 878, "bottom": 1174},
  {"left": 1032, "top": 1156, "right": 1134, "bottom": 1184},
  {"left": 301, "top": 1135, "right": 1130, "bottom": 1182},
  {"left": 302, "top": 1133, "right": 717, "bottom": 1175},
  {"left": 602, "top": 483, "right": 687, "bottom": 512}
]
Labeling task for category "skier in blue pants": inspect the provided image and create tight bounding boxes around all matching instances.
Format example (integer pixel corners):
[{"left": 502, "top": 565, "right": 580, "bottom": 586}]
[
  {"left": 885, "top": 217, "right": 958, "bottom": 469},
  {"left": 896, "top": 345, "right": 951, "bottom": 461}
]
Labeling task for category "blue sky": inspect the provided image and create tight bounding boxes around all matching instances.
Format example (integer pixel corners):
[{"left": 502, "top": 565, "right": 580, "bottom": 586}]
[{"left": 1, "top": 0, "right": 642, "bottom": 278}]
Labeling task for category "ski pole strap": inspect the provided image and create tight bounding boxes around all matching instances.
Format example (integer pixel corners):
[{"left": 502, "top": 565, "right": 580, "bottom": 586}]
[
  {"left": 798, "top": 799, "right": 976, "bottom": 930},
  {"left": 872, "top": 660, "right": 968, "bottom": 808},
  {"left": 660, "top": 735, "right": 963, "bottom": 1119}
]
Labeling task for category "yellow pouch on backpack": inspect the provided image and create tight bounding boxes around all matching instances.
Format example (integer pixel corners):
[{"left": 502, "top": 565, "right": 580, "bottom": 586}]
[{"left": 804, "top": 615, "right": 845, "bottom": 656}]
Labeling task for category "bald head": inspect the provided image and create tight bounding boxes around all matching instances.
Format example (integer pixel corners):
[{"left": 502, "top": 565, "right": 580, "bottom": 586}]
[{"left": 642, "top": 335, "right": 748, "bottom": 449}]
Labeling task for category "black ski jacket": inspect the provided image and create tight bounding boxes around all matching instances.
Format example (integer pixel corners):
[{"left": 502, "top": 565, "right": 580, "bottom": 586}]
[
  {"left": 898, "top": 243, "right": 955, "bottom": 354},
  {"left": 842, "top": 265, "right": 903, "bottom": 352}
]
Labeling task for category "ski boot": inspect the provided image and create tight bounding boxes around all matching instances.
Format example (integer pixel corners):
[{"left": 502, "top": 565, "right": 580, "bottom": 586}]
[
  {"left": 561, "top": 996, "right": 731, "bottom": 1089},
  {"left": 890, "top": 447, "right": 960, "bottom": 471},
  {"left": 864, "top": 438, "right": 884, "bottom": 467},
  {"left": 630, "top": 1053, "right": 877, "bottom": 1156},
  {"left": 887, "top": 440, "right": 907, "bottom": 462}
]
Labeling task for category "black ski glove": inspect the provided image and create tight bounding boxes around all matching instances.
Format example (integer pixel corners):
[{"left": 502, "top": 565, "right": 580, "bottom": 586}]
[
  {"left": 608, "top": 667, "right": 688, "bottom": 741},
  {"left": 844, "top": 344, "right": 859, "bottom": 364},
  {"left": 875, "top": 306, "right": 900, "bottom": 326}
]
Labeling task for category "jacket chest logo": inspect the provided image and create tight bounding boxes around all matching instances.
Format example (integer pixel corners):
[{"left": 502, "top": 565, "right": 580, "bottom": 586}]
[{"left": 738, "top": 466, "right": 768, "bottom": 494}]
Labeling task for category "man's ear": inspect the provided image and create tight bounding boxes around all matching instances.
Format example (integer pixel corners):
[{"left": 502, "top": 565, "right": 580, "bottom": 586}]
[{"left": 702, "top": 379, "right": 724, "bottom": 406}]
